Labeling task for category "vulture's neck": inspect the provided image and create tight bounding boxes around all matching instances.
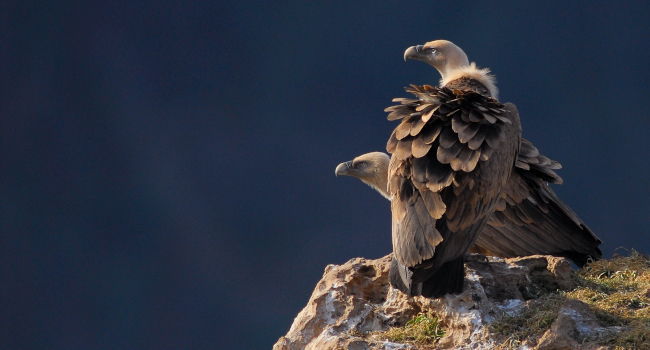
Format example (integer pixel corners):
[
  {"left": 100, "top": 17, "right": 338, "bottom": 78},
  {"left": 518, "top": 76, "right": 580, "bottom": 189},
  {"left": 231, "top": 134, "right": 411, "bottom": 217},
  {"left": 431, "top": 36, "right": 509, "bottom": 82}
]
[
  {"left": 360, "top": 175, "right": 390, "bottom": 200},
  {"left": 440, "top": 63, "right": 498, "bottom": 99}
]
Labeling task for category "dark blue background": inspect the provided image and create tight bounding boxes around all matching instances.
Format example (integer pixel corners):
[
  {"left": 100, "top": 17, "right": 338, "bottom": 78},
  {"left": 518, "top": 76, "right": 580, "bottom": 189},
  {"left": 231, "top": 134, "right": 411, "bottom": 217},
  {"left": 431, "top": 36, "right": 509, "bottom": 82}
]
[{"left": 2, "top": 1, "right": 648, "bottom": 349}]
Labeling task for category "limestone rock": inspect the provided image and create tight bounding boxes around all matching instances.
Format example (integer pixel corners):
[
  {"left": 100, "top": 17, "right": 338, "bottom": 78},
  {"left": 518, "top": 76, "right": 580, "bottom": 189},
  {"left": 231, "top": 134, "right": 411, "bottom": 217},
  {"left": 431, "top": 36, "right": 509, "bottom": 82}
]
[
  {"left": 273, "top": 254, "right": 619, "bottom": 350},
  {"left": 536, "top": 299, "right": 622, "bottom": 350}
]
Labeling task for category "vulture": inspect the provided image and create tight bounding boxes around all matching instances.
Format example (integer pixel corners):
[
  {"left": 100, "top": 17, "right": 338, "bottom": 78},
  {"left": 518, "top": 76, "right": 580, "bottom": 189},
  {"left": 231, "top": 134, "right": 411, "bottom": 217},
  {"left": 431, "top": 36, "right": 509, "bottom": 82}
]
[
  {"left": 337, "top": 40, "right": 600, "bottom": 298},
  {"left": 382, "top": 40, "right": 522, "bottom": 297},
  {"left": 335, "top": 150, "right": 601, "bottom": 266}
]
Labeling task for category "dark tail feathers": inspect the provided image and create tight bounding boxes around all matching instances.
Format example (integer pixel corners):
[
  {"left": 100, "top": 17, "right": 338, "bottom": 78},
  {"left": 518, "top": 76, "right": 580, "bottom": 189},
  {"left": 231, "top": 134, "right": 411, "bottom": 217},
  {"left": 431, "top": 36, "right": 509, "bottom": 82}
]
[
  {"left": 389, "top": 257, "right": 410, "bottom": 294},
  {"left": 389, "top": 256, "right": 466, "bottom": 298},
  {"left": 418, "top": 257, "right": 465, "bottom": 298}
]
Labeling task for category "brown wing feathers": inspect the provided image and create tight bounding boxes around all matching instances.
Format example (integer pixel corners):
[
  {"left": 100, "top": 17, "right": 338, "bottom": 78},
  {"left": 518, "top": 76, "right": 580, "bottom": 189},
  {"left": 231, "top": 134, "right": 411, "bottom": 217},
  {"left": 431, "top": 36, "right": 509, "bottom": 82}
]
[
  {"left": 386, "top": 85, "right": 514, "bottom": 267},
  {"left": 473, "top": 141, "right": 602, "bottom": 265},
  {"left": 516, "top": 138, "right": 563, "bottom": 184}
]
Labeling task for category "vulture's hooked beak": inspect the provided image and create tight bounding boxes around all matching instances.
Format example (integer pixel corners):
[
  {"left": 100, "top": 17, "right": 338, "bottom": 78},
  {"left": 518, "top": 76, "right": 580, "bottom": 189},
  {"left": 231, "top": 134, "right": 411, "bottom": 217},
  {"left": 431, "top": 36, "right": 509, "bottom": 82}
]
[
  {"left": 403, "top": 45, "right": 425, "bottom": 62},
  {"left": 335, "top": 161, "right": 353, "bottom": 176}
]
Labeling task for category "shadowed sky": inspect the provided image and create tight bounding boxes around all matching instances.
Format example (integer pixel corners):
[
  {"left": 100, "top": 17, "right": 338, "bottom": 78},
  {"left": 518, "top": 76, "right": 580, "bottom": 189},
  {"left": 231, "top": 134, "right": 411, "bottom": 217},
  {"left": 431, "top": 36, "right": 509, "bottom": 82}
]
[{"left": 1, "top": 1, "right": 649, "bottom": 349}]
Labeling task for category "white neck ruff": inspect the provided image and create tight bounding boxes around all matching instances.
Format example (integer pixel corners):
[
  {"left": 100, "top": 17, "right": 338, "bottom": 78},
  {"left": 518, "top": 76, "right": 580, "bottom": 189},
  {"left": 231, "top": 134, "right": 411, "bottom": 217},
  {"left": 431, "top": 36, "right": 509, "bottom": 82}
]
[{"left": 441, "top": 62, "right": 499, "bottom": 99}]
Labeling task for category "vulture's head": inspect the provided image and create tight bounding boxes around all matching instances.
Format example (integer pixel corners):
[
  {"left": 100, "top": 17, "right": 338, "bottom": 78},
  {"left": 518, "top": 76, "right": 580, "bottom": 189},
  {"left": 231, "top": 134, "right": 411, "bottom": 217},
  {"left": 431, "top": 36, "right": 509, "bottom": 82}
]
[
  {"left": 403, "top": 39, "right": 469, "bottom": 79},
  {"left": 403, "top": 39, "right": 498, "bottom": 98},
  {"left": 335, "top": 152, "right": 390, "bottom": 199}
]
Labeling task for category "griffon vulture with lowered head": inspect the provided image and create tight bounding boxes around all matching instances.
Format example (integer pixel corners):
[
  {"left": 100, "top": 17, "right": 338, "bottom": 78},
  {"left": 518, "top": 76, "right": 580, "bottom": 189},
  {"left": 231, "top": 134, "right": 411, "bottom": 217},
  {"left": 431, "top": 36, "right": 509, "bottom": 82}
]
[{"left": 335, "top": 148, "right": 601, "bottom": 266}]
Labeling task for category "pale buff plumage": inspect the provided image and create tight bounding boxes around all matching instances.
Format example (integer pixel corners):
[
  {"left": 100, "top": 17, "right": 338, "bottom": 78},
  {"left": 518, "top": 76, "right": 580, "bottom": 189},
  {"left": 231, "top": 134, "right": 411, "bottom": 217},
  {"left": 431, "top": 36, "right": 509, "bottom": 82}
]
[
  {"left": 335, "top": 152, "right": 390, "bottom": 200},
  {"left": 405, "top": 39, "right": 498, "bottom": 98}
]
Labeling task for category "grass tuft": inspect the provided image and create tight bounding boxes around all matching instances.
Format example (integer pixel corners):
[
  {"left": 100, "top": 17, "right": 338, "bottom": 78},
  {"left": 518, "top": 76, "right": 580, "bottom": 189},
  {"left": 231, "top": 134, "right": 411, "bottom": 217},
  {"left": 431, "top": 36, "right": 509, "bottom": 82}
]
[
  {"left": 379, "top": 313, "right": 445, "bottom": 345},
  {"left": 490, "top": 293, "right": 565, "bottom": 349}
]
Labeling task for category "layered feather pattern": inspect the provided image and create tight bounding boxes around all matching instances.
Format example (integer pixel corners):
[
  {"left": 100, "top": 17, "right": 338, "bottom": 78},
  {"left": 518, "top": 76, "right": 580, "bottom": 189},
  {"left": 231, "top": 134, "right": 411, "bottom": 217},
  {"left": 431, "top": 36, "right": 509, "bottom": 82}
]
[{"left": 385, "top": 84, "right": 519, "bottom": 269}]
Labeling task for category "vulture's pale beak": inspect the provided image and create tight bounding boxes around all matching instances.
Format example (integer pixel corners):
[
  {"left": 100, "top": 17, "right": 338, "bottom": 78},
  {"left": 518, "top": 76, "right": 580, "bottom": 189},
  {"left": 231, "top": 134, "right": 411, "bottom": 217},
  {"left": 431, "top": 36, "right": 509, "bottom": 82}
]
[
  {"left": 403, "top": 45, "right": 425, "bottom": 62},
  {"left": 335, "top": 161, "right": 353, "bottom": 176}
]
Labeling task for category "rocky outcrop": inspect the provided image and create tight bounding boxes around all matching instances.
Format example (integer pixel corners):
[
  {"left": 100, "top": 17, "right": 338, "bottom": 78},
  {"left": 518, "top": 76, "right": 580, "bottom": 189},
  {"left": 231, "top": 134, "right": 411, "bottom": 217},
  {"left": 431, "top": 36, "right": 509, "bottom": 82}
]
[{"left": 273, "top": 254, "right": 622, "bottom": 350}]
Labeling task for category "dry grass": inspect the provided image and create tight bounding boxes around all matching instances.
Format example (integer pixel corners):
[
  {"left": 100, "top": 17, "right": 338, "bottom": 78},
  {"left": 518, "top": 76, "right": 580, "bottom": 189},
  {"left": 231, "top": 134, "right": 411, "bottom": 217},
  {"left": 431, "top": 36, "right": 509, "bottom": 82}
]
[
  {"left": 378, "top": 313, "right": 445, "bottom": 345},
  {"left": 566, "top": 250, "right": 649, "bottom": 349},
  {"left": 491, "top": 250, "right": 650, "bottom": 349},
  {"left": 490, "top": 293, "right": 565, "bottom": 349}
]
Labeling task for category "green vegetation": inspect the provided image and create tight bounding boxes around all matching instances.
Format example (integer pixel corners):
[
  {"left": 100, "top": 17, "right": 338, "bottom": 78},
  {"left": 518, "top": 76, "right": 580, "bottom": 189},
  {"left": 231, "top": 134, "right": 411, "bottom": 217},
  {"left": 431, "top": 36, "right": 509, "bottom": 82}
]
[
  {"left": 380, "top": 313, "right": 445, "bottom": 345},
  {"left": 491, "top": 251, "right": 650, "bottom": 349}
]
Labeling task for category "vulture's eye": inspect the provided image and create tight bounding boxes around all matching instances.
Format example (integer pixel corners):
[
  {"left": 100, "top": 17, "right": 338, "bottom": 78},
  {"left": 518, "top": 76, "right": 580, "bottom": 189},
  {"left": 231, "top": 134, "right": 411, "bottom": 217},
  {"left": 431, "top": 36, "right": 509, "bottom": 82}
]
[{"left": 354, "top": 161, "right": 368, "bottom": 168}]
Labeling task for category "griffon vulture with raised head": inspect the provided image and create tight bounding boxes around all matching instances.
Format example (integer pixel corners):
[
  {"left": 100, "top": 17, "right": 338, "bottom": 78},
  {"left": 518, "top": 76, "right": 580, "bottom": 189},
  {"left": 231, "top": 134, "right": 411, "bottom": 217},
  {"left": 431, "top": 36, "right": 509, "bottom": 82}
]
[{"left": 381, "top": 40, "right": 522, "bottom": 297}]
